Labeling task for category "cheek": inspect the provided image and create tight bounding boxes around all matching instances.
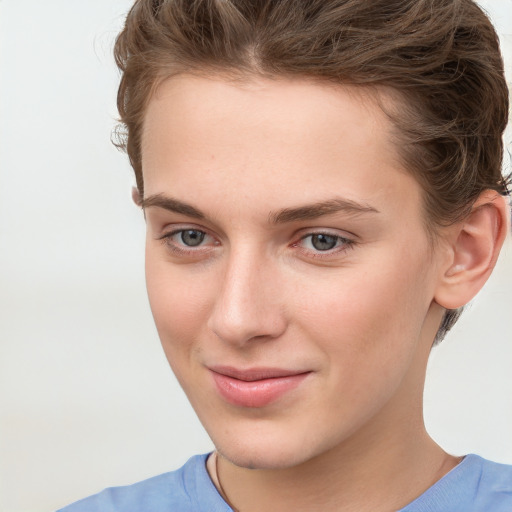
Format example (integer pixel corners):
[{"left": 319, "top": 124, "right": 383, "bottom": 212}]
[
  {"left": 145, "top": 248, "right": 214, "bottom": 362},
  {"left": 293, "top": 253, "right": 432, "bottom": 384}
]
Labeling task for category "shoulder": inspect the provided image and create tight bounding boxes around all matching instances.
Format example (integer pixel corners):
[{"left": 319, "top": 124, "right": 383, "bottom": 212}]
[
  {"left": 56, "top": 453, "right": 230, "bottom": 512},
  {"left": 401, "top": 454, "right": 512, "bottom": 512},
  {"left": 471, "top": 455, "right": 512, "bottom": 511}
]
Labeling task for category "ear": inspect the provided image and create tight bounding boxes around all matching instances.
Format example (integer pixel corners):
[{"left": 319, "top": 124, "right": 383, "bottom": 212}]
[
  {"left": 132, "top": 186, "right": 142, "bottom": 207},
  {"left": 434, "top": 191, "right": 510, "bottom": 310}
]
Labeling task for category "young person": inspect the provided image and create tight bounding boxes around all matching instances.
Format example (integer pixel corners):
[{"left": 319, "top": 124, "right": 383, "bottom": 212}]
[{"left": 59, "top": 0, "right": 512, "bottom": 510}]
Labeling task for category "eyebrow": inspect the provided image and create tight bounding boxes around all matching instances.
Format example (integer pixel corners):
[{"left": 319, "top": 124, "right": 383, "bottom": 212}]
[
  {"left": 268, "top": 198, "right": 379, "bottom": 224},
  {"left": 141, "top": 194, "right": 379, "bottom": 224},
  {"left": 141, "top": 194, "right": 205, "bottom": 219}
]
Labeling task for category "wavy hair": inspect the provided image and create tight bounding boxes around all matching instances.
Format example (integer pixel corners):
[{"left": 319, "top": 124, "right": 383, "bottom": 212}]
[{"left": 114, "top": 0, "right": 510, "bottom": 342}]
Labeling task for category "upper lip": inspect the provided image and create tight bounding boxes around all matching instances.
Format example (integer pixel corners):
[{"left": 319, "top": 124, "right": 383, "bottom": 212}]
[{"left": 209, "top": 366, "right": 310, "bottom": 382}]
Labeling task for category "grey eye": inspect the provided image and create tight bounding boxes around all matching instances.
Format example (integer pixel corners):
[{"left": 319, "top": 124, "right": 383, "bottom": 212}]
[
  {"left": 310, "top": 234, "right": 338, "bottom": 251},
  {"left": 180, "top": 230, "right": 205, "bottom": 247}
]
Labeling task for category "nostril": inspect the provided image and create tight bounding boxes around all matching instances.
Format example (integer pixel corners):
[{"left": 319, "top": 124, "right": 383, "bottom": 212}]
[{"left": 207, "top": 305, "right": 286, "bottom": 347}]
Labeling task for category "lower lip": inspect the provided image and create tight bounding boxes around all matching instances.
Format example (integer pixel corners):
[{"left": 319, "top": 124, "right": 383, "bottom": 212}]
[{"left": 211, "top": 371, "right": 310, "bottom": 408}]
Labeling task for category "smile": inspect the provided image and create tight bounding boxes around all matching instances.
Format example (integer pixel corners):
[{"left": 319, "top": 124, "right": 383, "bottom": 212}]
[{"left": 209, "top": 366, "right": 311, "bottom": 408}]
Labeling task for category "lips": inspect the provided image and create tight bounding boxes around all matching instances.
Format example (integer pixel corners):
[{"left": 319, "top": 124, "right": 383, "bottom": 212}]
[{"left": 209, "top": 366, "right": 311, "bottom": 408}]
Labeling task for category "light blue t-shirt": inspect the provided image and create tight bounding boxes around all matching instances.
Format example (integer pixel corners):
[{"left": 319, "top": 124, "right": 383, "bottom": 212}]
[{"left": 58, "top": 453, "right": 512, "bottom": 511}]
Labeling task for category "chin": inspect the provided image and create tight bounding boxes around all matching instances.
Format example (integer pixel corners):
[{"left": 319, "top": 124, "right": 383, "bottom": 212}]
[
  {"left": 218, "top": 444, "right": 310, "bottom": 471},
  {"left": 211, "top": 422, "right": 333, "bottom": 471}
]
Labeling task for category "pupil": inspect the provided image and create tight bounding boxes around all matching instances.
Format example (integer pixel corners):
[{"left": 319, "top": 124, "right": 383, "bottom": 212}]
[
  {"left": 181, "top": 230, "right": 205, "bottom": 247},
  {"left": 312, "top": 234, "right": 337, "bottom": 251}
]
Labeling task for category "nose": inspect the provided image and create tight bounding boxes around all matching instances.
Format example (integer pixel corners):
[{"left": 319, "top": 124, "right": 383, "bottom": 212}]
[{"left": 207, "top": 247, "right": 287, "bottom": 346}]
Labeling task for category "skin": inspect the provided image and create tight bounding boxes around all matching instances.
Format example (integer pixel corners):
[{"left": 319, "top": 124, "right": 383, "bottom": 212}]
[{"left": 140, "top": 75, "right": 499, "bottom": 511}]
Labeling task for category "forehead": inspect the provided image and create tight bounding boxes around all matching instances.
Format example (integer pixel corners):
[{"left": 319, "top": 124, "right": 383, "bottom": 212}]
[
  {"left": 142, "top": 74, "right": 390, "bottom": 166},
  {"left": 141, "top": 74, "right": 419, "bottom": 219}
]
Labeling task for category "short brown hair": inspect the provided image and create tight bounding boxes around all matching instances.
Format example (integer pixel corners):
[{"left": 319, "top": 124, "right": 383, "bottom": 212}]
[{"left": 114, "top": 0, "right": 510, "bottom": 341}]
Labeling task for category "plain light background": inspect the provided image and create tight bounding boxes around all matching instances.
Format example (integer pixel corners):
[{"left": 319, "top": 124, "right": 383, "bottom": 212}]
[{"left": 0, "top": 1, "right": 511, "bottom": 511}]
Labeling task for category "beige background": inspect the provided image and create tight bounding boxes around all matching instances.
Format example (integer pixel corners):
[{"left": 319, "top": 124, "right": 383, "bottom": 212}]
[{"left": 0, "top": 1, "right": 511, "bottom": 511}]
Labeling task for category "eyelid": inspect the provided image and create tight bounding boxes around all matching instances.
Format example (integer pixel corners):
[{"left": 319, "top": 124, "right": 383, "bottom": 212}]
[
  {"left": 294, "top": 225, "right": 358, "bottom": 240},
  {"left": 156, "top": 222, "right": 213, "bottom": 240},
  {"left": 296, "top": 232, "right": 353, "bottom": 247}
]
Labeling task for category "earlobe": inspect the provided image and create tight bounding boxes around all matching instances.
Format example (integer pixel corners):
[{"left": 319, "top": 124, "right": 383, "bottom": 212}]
[{"left": 434, "top": 191, "right": 509, "bottom": 310}]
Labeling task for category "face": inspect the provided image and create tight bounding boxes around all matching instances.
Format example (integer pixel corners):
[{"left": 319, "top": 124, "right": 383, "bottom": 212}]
[{"left": 141, "top": 75, "right": 446, "bottom": 470}]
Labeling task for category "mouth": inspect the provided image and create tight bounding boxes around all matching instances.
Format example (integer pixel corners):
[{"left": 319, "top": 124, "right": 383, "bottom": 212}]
[{"left": 208, "top": 366, "right": 311, "bottom": 408}]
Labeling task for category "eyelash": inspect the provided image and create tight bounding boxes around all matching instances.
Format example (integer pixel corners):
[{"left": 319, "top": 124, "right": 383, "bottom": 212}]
[{"left": 157, "top": 228, "right": 356, "bottom": 259}]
